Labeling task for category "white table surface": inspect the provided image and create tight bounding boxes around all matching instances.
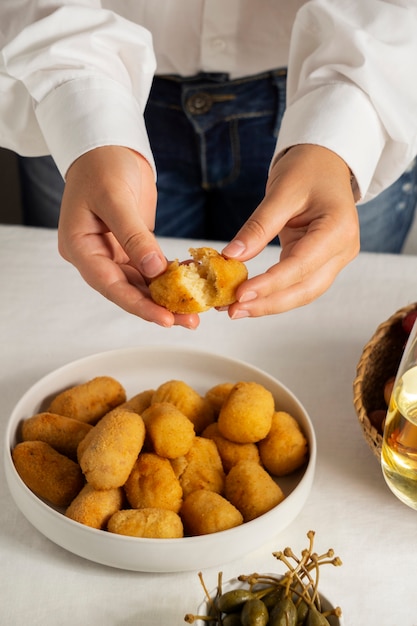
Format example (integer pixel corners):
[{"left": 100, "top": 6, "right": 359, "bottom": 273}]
[{"left": 1, "top": 224, "right": 417, "bottom": 626}]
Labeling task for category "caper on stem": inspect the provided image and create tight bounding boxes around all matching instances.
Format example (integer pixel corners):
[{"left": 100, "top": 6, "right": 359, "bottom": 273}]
[{"left": 184, "top": 531, "right": 343, "bottom": 624}]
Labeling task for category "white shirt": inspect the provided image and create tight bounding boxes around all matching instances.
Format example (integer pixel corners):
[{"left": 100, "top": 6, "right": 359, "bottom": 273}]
[{"left": 1, "top": 0, "right": 417, "bottom": 202}]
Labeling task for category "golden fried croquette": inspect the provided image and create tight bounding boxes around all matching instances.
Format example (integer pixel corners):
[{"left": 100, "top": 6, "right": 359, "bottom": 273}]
[
  {"left": 218, "top": 381, "right": 274, "bottom": 443},
  {"left": 141, "top": 402, "right": 195, "bottom": 458},
  {"left": 12, "top": 440, "right": 84, "bottom": 508},
  {"left": 75, "top": 396, "right": 151, "bottom": 462},
  {"left": 108, "top": 508, "right": 184, "bottom": 538},
  {"left": 152, "top": 379, "right": 214, "bottom": 434},
  {"left": 149, "top": 247, "right": 248, "bottom": 314},
  {"left": 189, "top": 247, "right": 248, "bottom": 308},
  {"left": 204, "top": 382, "right": 234, "bottom": 416},
  {"left": 21, "top": 412, "right": 92, "bottom": 460},
  {"left": 180, "top": 489, "right": 243, "bottom": 536},
  {"left": 79, "top": 409, "right": 145, "bottom": 489},
  {"left": 224, "top": 460, "right": 285, "bottom": 522},
  {"left": 65, "top": 483, "right": 124, "bottom": 529},
  {"left": 119, "top": 389, "right": 154, "bottom": 414},
  {"left": 76, "top": 427, "right": 93, "bottom": 464},
  {"left": 202, "top": 422, "right": 260, "bottom": 473},
  {"left": 48, "top": 376, "right": 126, "bottom": 424},
  {"left": 170, "top": 436, "right": 225, "bottom": 498},
  {"left": 257, "top": 411, "right": 308, "bottom": 476},
  {"left": 94, "top": 389, "right": 154, "bottom": 426},
  {"left": 124, "top": 452, "right": 183, "bottom": 512}
]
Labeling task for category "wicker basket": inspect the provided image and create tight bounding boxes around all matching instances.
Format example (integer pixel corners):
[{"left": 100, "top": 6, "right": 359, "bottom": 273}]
[{"left": 353, "top": 303, "right": 417, "bottom": 459}]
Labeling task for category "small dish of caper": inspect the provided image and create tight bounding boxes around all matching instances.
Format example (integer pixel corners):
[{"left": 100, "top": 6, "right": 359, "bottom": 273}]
[{"left": 185, "top": 531, "right": 344, "bottom": 626}]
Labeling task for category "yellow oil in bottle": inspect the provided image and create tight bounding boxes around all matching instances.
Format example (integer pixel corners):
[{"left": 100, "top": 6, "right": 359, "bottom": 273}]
[{"left": 381, "top": 365, "right": 417, "bottom": 509}]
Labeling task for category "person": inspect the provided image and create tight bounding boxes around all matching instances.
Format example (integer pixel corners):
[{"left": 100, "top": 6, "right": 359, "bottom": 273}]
[
  {"left": 16, "top": 126, "right": 417, "bottom": 255},
  {"left": 1, "top": 1, "right": 417, "bottom": 330}
]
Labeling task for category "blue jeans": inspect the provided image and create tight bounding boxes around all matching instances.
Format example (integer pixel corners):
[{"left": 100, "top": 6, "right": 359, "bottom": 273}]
[
  {"left": 147, "top": 70, "right": 286, "bottom": 241},
  {"left": 17, "top": 70, "right": 417, "bottom": 253}
]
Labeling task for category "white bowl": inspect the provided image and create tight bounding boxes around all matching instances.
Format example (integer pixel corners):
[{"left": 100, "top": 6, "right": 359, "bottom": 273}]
[
  {"left": 195, "top": 575, "right": 344, "bottom": 625},
  {"left": 4, "top": 346, "right": 316, "bottom": 572}
]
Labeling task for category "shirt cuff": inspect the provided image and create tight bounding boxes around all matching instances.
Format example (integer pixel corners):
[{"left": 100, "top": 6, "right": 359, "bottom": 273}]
[
  {"left": 274, "top": 82, "right": 386, "bottom": 201},
  {"left": 34, "top": 75, "right": 156, "bottom": 179}
]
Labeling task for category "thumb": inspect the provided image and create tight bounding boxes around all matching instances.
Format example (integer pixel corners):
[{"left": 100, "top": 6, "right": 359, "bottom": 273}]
[
  {"left": 87, "top": 147, "right": 167, "bottom": 279},
  {"left": 221, "top": 191, "right": 286, "bottom": 261}
]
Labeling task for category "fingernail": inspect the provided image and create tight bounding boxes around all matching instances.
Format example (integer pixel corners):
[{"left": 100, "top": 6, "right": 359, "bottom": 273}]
[
  {"left": 222, "top": 239, "right": 246, "bottom": 258},
  {"left": 140, "top": 252, "right": 165, "bottom": 277},
  {"left": 231, "top": 309, "right": 250, "bottom": 320},
  {"left": 238, "top": 290, "right": 257, "bottom": 303}
]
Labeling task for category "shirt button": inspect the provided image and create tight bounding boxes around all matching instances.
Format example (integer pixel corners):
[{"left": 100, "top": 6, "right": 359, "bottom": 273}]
[
  {"left": 211, "top": 38, "right": 226, "bottom": 51},
  {"left": 185, "top": 92, "right": 213, "bottom": 115}
]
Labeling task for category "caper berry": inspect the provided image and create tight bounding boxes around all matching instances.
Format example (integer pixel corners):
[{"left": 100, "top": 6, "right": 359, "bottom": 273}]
[
  {"left": 262, "top": 586, "right": 285, "bottom": 611},
  {"left": 297, "top": 599, "right": 309, "bottom": 623},
  {"left": 217, "top": 589, "right": 256, "bottom": 613},
  {"left": 268, "top": 595, "right": 298, "bottom": 626},
  {"left": 305, "top": 606, "right": 331, "bottom": 626},
  {"left": 240, "top": 598, "right": 269, "bottom": 626},
  {"left": 222, "top": 613, "right": 243, "bottom": 626}
]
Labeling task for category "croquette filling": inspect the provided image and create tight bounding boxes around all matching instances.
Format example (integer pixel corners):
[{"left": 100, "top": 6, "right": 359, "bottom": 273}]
[{"left": 180, "top": 262, "right": 217, "bottom": 306}]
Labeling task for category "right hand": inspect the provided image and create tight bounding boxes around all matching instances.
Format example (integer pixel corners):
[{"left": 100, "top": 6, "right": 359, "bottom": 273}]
[{"left": 57, "top": 146, "right": 200, "bottom": 329}]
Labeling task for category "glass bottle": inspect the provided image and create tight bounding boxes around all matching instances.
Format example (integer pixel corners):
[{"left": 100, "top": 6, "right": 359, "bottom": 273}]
[{"left": 381, "top": 318, "right": 417, "bottom": 508}]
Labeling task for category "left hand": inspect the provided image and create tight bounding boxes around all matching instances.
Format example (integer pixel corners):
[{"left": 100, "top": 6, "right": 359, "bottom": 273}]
[{"left": 222, "top": 144, "right": 360, "bottom": 318}]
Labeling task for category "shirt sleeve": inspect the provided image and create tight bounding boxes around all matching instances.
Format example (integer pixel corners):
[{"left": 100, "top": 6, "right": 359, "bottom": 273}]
[
  {"left": 274, "top": 0, "right": 417, "bottom": 202},
  {"left": 0, "top": 2, "right": 157, "bottom": 178}
]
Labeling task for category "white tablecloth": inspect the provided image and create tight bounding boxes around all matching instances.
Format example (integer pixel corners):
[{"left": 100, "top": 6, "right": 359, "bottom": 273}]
[{"left": 1, "top": 224, "right": 417, "bottom": 626}]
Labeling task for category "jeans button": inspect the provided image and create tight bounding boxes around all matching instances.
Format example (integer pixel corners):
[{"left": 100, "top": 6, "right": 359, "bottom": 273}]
[{"left": 185, "top": 92, "right": 213, "bottom": 114}]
